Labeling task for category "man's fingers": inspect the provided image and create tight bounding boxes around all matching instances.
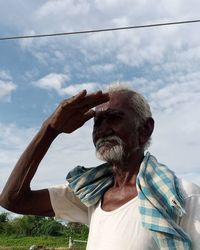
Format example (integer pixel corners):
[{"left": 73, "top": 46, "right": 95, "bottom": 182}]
[
  {"left": 73, "top": 89, "right": 87, "bottom": 102},
  {"left": 81, "top": 91, "right": 109, "bottom": 109},
  {"left": 60, "top": 89, "right": 109, "bottom": 111},
  {"left": 69, "top": 89, "right": 87, "bottom": 104},
  {"left": 78, "top": 96, "right": 109, "bottom": 114},
  {"left": 83, "top": 109, "right": 95, "bottom": 121},
  {"left": 60, "top": 90, "right": 87, "bottom": 108}
]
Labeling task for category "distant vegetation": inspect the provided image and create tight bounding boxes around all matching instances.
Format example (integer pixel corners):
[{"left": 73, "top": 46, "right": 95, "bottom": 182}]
[{"left": 0, "top": 212, "right": 88, "bottom": 249}]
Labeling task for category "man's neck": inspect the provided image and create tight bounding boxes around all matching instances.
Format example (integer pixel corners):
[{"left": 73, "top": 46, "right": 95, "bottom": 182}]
[
  {"left": 102, "top": 151, "right": 144, "bottom": 211},
  {"left": 111, "top": 151, "right": 144, "bottom": 188}
]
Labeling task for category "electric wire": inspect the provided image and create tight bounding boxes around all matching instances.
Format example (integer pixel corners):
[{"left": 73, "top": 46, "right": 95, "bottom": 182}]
[{"left": 0, "top": 19, "right": 200, "bottom": 41}]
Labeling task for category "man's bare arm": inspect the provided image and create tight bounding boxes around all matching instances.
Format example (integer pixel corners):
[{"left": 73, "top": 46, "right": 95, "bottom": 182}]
[
  {"left": 0, "top": 90, "right": 109, "bottom": 216},
  {"left": 0, "top": 124, "right": 58, "bottom": 216}
]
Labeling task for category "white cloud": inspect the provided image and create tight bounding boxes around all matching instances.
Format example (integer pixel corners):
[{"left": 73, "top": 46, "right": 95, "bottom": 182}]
[
  {"left": 1, "top": 0, "right": 198, "bottom": 75},
  {"left": 0, "top": 123, "right": 37, "bottom": 192},
  {"left": 0, "top": 121, "right": 100, "bottom": 192},
  {"left": 150, "top": 99, "right": 200, "bottom": 174},
  {"left": 0, "top": 81, "right": 16, "bottom": 101},
  {"left": 61, "top": 82, "right": 100, "bottom": 95},
  {"left": 150, "top": 75, "right": 200, "bottom": 111},
  {"left": 19, "top": 30, "right": 36, "bottom": 49},
  {"left": 36, "top": 0, "right": 90, "bottom": 23},
  {"left": 34, "top": 73, "right": 70, "bottom": 93},
  {"left": 0, "top": 70, "right": 16, "bottom": 101},
  {"left": 146, "top": 74, "right": 200, "bottom": 175},
  {"left": 3, "top": 0, "right": 200, "bottom": 36},
  {"left": 90, "top": 64, "right": 116, "bottom": 74},
  {"left": 0, "top": 70, "right": 12, "bottom": 81},
  {"left": 34, "top": 73, "right": 101, "bottom": 95},
  {"left": 0, "top": 123, "right": 36, "bottom": 152}
]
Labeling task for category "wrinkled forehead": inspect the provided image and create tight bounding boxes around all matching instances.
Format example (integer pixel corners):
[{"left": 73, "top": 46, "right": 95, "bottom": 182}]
[{"left": 95, "top": 91, "right": 132, "bottom": 112}]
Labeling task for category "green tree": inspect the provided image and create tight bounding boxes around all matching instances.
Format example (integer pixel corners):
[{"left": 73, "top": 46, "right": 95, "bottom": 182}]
[
  {"left": 0, "top": 212, "right": 9, "bottom": 234},
  {"left": 65, "top": 222, "right": 89, "bottom": 240},
  {"left": 40, "top": 218, "right": 65, "bottom": 236},
  {"left": 0, "top": 212, "right": 89, "bottom": 241},
  {"left": 10, "top": 215, "right": 38, "bottom": 236},
  {"left": 9, "top": 215, "right": 65, "bottom": 236}
]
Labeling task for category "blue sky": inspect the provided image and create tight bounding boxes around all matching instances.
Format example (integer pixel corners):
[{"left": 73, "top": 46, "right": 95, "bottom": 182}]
[{"left": 0, "top": 0, "right": 200, "bottom": 213}]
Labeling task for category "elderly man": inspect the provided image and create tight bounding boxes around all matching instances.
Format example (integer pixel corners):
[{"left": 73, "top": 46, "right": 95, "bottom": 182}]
[{"left": 0, "top": 85, "right": 199, "bottom": 250}]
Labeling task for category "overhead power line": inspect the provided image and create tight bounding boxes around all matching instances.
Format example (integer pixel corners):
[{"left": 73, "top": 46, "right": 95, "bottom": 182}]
[{"left": 1, "top": 19, "right": 200, "bottom": 41}]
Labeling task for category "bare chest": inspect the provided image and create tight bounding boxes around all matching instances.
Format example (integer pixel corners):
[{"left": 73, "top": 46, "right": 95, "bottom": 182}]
[{"left": 101, "top": 186, "right": 138, "bottom": 211}]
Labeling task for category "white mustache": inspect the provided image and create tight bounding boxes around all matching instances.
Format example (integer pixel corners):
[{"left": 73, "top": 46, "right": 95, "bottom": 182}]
[{"left": 96, "top": 135, "right": 123, "bottom": 149}]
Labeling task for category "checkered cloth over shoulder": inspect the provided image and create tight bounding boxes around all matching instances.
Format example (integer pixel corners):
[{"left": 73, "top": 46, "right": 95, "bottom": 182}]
[{"left": 66, "top": 152, "right": 192, "bottom": 249}]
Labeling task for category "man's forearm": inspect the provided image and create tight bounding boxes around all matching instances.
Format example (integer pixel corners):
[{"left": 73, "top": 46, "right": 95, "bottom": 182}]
[
  {"left": 0, "top": 122, "right": 59, "bottom": 207},
  {"left": 0, "top": 90, "right": 109, "bottom": 213}
]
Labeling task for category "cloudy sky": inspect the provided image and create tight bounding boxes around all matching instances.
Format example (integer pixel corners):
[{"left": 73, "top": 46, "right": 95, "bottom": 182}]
[{"left": 0, "top": 0, "right": 200, "bottom": 213}]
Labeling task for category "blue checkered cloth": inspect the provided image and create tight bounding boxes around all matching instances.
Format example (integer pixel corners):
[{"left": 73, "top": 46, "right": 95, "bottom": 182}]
[{"left": 66, "top": 152, "right": 192, "bottom": 249}]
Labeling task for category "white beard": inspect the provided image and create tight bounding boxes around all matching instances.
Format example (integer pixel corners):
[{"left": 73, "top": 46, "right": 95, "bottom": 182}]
[{"left": 95, "top": 136, "right": 125, "bottom": 164}]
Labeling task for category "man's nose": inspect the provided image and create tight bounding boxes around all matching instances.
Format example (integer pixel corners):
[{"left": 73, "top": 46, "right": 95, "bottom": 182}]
[
  {"left": 93, "top": 121, "right": 114, "bottom": 142},
  {"left": 96, "top": 126, "right": 114, "bottom": 138}
]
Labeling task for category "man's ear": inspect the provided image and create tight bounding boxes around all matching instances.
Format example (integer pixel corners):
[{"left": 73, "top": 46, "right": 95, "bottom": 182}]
[{"left": 138, "top": 117, "right": 154, "bottom": 146}]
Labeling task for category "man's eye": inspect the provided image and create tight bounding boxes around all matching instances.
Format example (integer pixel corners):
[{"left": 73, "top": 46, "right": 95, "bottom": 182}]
[
  {"left": 108, "top": 114, "right": 121, "bottom": 121},
  {"left": 94, "top": 113, "right": 122, "bottom": 127}
]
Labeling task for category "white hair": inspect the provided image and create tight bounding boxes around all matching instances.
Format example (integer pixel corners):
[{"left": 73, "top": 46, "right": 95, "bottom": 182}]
[{"left": 106, "top": 83, "right": 152, "bottom": 125}]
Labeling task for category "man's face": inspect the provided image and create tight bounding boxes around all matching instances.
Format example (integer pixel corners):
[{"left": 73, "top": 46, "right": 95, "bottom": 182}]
[{"left": 92, "top": 92, "right": 140, "bottom": 164}]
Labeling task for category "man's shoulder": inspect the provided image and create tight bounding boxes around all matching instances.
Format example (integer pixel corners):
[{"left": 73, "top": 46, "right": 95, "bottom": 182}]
[{"left": 178, "top": 178, "right": 200, "bottom": 199}]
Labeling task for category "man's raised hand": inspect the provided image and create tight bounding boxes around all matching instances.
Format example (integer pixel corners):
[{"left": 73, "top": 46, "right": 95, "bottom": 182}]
[{"left": 47, "top": 90, "right": 109, "bottom": 134}]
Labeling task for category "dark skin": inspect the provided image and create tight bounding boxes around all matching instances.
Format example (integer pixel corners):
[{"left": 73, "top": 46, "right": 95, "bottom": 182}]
[
  {"left": 93, "top": 92, "right": 154, "bottom": 211},
  {"left": 0, "top": 89, "right": 154, "bottom": 216}
]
